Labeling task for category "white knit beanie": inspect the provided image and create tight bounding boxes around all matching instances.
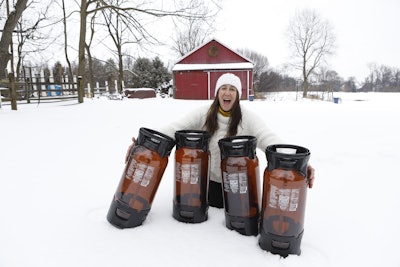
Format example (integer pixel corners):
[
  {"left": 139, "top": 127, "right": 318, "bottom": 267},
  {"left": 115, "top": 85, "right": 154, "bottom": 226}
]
[{"left": 215, "top": 73, "right": 242, "bottom": 98}]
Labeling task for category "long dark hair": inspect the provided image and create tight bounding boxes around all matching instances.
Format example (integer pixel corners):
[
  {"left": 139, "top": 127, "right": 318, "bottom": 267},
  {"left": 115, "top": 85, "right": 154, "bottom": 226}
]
[{"left": 203, "top": 94, "right": 242, "bottom": 137}]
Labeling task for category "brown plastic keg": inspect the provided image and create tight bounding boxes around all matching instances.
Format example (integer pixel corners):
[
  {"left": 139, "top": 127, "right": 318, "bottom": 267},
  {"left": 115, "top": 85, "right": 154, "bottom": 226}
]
[
  {"left": 173, "top": 130, "right": 211, "bottom": 223},
  {"left": 107, "top": 127, "right": 175, "bottom": 228},
  {"left": 259, "top": 144, "right": 311, "bottom": 257},
  {"left": 218, "top": 136, "right": 260, "bottom": 236}
]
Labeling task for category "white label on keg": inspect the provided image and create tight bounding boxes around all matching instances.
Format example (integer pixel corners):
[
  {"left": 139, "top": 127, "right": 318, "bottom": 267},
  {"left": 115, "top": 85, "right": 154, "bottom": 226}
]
[
  {"left": 289, "top": 189, "right": 300, "bottom": 211},
  {"left": 223, "top": 172, "right": 230, "bottom": 192},
  {"left": 175, "top": 162, "right": 181, "bottom": 182},
  {"left": 223, "top": 172, "right": 248, "bottom": 194},
  {"left": 129, "top": 163, "right": 155, "bottom": 187},
  {"left": 181, "top": 164, "right": 191, "bottom": 184},
  {"left": 133, "top": 163, "right": 147, "bottom": 183},
  {"left": 125, "top": 159, "right": 137, "bottom": 179},
  {"left": 239, "top": 173, "right": 248, "bottom": 194},
  {"left": 190, "top": 164, "right": 200, "bottom": 184},
  {"left": 269, "top": 185, "right": 300, "bottom": 211},
  {"left": 229, "top": 174, "right": 239, "bottom": 193},
  {"left": 141, "top": 166, "right": 154, "bottom": 187},
  {"left": 178, "top": 160, "right": 200, "bottom": 185}
]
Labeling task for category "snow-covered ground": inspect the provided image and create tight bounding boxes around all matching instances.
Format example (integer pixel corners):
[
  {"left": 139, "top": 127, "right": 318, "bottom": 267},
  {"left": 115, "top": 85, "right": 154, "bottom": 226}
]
[{"left": 0, "top": 92, "right": 399, "bottom": 267}]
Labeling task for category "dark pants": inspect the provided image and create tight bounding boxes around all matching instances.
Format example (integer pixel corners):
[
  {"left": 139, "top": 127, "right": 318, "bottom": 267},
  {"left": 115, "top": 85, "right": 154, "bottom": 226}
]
[{"left": 208, "top": 180, "right": 224, "bottom": 208}]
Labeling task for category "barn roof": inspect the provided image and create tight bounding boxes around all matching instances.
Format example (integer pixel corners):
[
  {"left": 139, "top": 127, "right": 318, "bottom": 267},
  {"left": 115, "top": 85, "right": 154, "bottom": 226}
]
[
  {"left": 173, "top": 38, "right": 254, "bottom": 67},
  {"left": 172, "top": 62, "right": 253, "bottom": 71}
]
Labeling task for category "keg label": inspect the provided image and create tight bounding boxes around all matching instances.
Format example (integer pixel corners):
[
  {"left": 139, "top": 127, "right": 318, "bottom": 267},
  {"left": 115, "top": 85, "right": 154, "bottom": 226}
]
[
  {"left": 229, "top": 173, "right": 239, "bottom": 193},
  {"left": 239, "top": 173, "right": 248, "bottom": 194},
  {"left": 269, "top": 185, "right": 300, "bottom": 211},
  {"left": 126, "top": 159, "right": 137, "bottom": 179},
  {"left": 223, "top": 171, "right": 248, "bottom": 194},
  {"left": 176, "top": 159, "right": 201, "bottom": 185},
  {"left": 140, "top": 165, "right": 154, "bottom": 187},
  {"left": 126, "top": 160, "right": 155, "bottom": 187}
]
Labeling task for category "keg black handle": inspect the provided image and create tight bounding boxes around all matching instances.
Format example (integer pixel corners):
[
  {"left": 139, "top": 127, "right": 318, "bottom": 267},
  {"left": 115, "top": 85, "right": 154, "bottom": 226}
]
[
  {"left": 265, "top": 144, "right": 310, "bottom": 176},
  {"left": 175, "top": 130, "right": 211, "bottom": 151},
  {"left": 218, "top": 136, "right": 257, "bottom": 160},
  {"left": 137, "top": 127, "right": 175, "bottom": 158}
]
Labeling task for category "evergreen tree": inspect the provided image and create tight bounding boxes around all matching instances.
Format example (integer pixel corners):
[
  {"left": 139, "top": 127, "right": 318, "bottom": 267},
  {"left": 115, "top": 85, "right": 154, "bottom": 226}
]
[{"left": 131, "top": 57, "right": 171, "bottom": 90}]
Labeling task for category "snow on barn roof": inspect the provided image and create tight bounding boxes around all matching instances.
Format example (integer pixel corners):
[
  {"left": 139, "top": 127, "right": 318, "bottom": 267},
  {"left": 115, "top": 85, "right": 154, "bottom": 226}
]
[
  {"left": 172, "top": 62, "right": 253, "bottom": 71},
  {"left": 124, "top": 88, "right": 155, "bottom": 91}
]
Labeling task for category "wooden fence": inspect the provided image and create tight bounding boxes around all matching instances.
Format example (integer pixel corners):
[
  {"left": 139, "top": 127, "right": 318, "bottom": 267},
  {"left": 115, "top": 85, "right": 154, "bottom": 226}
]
[
  {"left": 0, "top": 71, "right": 116, "bottom": 104},
  {"left": 0, "top": 73, "right": 79, "bottom": 103}
]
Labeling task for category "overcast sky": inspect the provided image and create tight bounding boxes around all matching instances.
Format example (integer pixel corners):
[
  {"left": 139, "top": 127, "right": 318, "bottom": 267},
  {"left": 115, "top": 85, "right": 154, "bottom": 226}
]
[
  {"left": 20, "top": 0, "right": 399, "bottom": 83},
  {"left": 213, "top": 0, "right": 400, "bottom": 82}
]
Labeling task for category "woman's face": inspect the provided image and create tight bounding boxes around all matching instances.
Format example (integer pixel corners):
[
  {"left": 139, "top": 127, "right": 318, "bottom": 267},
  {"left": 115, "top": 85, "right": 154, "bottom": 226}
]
[{"left": 218, "top": 84, "right": 238, "bottom": 112}]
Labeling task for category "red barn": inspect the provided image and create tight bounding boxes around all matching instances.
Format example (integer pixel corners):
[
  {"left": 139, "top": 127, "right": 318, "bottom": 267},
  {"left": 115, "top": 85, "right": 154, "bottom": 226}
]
[{"left": 172, "top": 39, "right": 254, "bottom": 100}]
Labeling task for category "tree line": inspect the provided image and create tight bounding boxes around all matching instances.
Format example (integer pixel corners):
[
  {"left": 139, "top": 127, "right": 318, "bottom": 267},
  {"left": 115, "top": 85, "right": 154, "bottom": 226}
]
[
  {"left": 36, "top": 55, "right": 171, "bottom": 95},
  {"left": 42, "top": 54, "right": 400, "bottom": 97},
  {"left": 1, "top": 0, "right": 221, "bottom": 109},
  {"left": 1, "top": 1, "right": 400, "bottom": 111}
]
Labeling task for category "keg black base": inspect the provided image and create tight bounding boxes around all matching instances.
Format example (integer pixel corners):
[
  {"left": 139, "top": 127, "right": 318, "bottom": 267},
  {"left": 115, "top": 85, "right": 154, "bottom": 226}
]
[
  {"left": 225, "top": 213, "right": 259, "bottom": 236},
  {"left": 258, "top": 228, "right": 303, "bottom": 257},
  {"left": 173, "top": 203, "right": 208, "bottom": 223},
  {"left": 107, "top": 199, "right": 150, "bottom": 229}
]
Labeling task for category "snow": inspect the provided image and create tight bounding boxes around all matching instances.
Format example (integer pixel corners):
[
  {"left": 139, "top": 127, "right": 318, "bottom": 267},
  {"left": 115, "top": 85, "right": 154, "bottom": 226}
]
[
  {"left": 172, "top": 62, "right": 254, "bottom": 71},
  {"left": 125, "top": 88, "right": 156, "bottom": 91},
  {"left": 0, "top": 92, "right": 399, "bottom": 267}
]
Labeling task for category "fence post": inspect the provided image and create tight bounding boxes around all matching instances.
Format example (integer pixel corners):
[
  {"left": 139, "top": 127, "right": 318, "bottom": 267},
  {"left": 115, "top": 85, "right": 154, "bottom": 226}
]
[
  {"left": 40, "top": 70, "right": 46, "bottom": 97},
  {"left": 9, "top": 72, "right": 17, "bottom": 110},
  {"left": 77, "top": 76, "right": 82, "bottom": 102},
  {"left": 73, "top": 75, "right": 77, "bottom": 96},
  {"left": 48, "top": 69, "right": 54, "bottom": 96},
  {"left": 87, "top": 83, "right": 91, "bottom": 98},
  {"left": 62, "top": 74, "right": 67, "bottom": 95},
  {"left": 96, "top": 82, "right": 100, "bottom": 95}
]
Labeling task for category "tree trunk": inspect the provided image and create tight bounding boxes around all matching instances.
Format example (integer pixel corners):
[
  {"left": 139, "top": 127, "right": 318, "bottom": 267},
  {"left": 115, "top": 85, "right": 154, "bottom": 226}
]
[
  {"left": 0, "top": 0, "right": 28, "bottom": 79},
  {"left": 62, "top": 0, "right": 74, "bottom": 92},
  {"left": 77, "top": 0, "right": 87, "bottom": 103},
  {"left": 118, "top": 50, "right": 124, "bottom": 94},
  {"left": 9, "top": 72, "right": 17, "bottom": 110},
  {"left": 86, "top": 44, "right": 95, "bottom": 97},
  {"left": 302, "top": 56, "right": 308, "bottom": 98},
  {"left": 303, "top": 79, "right": 309, "bottom": 98}
]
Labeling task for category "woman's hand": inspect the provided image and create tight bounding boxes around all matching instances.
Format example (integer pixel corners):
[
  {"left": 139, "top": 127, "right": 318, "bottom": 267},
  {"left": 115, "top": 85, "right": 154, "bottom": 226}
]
[
  {"left": 125, "top": 137, "right": 136, "bottom": 163},
  {"left": 307, "top": 165, "right": 315, "bottom": 188}
]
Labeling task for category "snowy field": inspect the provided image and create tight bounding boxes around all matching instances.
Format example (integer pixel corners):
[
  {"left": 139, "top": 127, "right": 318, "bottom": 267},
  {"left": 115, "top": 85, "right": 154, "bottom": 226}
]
[{"left": 0, "top": 92, "right": 399, "bottom": 267}]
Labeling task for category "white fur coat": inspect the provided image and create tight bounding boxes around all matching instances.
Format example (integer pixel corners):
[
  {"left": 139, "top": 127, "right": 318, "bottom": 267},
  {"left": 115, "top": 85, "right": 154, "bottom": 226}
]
[{"left": 157, "top": 104, "right": 283, "bottom": 183}]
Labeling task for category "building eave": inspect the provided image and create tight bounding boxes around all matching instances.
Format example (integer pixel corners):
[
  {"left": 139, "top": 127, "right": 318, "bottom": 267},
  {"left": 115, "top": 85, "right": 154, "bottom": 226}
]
[{"left": 172, "top": 62, "right": 254, "bottom": 71}]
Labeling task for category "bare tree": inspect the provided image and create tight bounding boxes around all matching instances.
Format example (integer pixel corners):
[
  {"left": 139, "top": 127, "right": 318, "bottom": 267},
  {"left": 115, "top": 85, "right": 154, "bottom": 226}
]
[
  {"left": 85, "top": 2, "right": 100, "bottom": 97},
  {"left": 0, "top": 0, "right": 28, "bottom": 79},
  {"left": 77, "top": 0, "right": 214, "bottom": 103},
  {"left": 236, "top": 48, "right": 269, "bottom": 92},
  {"left": 343, "top": 77, "right": 357, "bottom": 92},
  {"left": 171, "top": 0, "right": 220, "bottom": 57},
  {"left": 365, "top": 63, "right": 400, "bottom": 92},
  {"left": 60, "top": 0, "right": 74, "bottom": 87},
  {"left": 100, "top": 0, "right": 136, "bottom": 94},
  {"left": 315, "top": 67, "right": 342, "bottom": 98},
  {"left": 259, "top": 70, "right": 281, "bottom": 92},
  {"left": 286, "top": 9, "right": 336, "bottom": 97},
  {"left": 14, "top": 4, "right": 51, "bottom": 78}
]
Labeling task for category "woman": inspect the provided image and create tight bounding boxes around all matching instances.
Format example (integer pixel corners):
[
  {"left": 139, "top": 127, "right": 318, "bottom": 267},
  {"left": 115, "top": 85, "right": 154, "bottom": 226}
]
[{"left": 126, "top": 73, "right": 315, "bottom": 208}]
